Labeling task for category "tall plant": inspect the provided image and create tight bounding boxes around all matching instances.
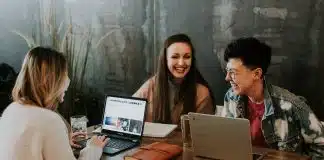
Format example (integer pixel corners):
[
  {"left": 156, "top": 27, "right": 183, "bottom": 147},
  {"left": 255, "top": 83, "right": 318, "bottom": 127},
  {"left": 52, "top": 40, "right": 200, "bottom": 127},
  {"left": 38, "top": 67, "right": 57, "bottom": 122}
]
[
  {"left": 12, "top": 0, "right": 125, "bottom": 119},
  {"left": 12, "top": 0, "right": 92, "bottom": 118}
]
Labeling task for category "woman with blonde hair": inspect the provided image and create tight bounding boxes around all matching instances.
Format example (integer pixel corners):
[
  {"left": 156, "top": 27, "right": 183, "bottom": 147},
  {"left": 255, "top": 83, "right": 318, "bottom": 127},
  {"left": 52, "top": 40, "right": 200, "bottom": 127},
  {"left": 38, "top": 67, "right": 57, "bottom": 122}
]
[{"left": 0, "top": 47, "right": 108, "bottom": 160}]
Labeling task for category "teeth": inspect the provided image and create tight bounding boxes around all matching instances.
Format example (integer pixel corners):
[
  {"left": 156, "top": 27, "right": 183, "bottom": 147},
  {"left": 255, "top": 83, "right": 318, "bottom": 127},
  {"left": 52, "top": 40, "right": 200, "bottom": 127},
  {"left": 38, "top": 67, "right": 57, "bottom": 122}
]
[{"left": 175, "top": 68, "right": 185, "bottom": 72}]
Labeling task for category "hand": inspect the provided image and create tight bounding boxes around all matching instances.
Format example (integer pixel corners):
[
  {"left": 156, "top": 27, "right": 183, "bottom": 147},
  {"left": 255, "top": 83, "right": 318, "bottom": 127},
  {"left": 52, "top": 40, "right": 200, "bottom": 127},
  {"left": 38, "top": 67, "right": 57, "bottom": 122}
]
[
  {"left": 89, "top": 135, "right": 109, "bottom": 148},
  {"left": 70, "top": 131, "right": 87, "bottom": 148}
]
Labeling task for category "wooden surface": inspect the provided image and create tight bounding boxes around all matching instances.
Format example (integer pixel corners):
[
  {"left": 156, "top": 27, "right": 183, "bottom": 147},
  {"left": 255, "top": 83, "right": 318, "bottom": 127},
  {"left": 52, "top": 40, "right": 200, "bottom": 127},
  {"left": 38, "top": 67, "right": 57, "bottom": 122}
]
[{"left": 82, "top": 125, "right": 310, "bottom": 160}]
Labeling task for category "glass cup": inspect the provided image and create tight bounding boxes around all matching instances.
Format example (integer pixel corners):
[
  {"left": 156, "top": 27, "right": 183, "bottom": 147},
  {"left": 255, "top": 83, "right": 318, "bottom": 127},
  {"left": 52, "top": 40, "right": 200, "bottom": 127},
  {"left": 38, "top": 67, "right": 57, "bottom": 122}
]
[
  {"left": 70, "top": 115, "right": 88, "bottom": 141},
  {"left": 181, "top": 114, "right": 191, "bottom": 148}
]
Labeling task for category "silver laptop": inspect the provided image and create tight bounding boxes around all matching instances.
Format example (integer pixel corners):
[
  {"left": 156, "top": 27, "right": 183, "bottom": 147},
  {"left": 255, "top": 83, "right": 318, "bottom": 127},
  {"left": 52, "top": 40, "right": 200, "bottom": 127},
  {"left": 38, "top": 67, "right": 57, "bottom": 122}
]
[{"left": 188, "top": 112, "right": 264, "bottom": 160}]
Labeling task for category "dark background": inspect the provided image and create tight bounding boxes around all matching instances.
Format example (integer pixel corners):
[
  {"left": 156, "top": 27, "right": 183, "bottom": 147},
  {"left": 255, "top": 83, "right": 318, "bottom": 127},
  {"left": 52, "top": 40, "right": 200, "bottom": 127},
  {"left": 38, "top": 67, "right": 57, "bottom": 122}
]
[{"left": 1, "top": 0, "right": 324, "bottom": 124}]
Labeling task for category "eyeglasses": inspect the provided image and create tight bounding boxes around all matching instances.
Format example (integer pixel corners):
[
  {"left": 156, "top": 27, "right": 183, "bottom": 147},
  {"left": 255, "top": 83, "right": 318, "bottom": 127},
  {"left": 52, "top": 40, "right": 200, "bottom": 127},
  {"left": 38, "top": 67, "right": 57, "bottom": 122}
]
[
  {"left": 225, "top": 69, "right": 238, "bottom": 79},
  {"left": 225, "top": 67, "right": 260, "bottom": 80}
]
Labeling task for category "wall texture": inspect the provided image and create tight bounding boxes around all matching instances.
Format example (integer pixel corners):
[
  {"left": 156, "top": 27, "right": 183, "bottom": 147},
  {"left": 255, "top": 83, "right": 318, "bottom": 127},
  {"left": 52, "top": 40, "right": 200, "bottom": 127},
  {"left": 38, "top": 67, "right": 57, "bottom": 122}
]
[{"left": 1, "top": 0, "right": 324, "bottom": 120}]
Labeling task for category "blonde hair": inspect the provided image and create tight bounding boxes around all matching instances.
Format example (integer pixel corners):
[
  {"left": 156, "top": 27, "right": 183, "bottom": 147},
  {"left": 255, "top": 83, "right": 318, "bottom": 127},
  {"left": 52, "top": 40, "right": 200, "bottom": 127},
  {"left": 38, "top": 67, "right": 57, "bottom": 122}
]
[{"left": 12, "top": 47, "right": 68, "bottom": 110}]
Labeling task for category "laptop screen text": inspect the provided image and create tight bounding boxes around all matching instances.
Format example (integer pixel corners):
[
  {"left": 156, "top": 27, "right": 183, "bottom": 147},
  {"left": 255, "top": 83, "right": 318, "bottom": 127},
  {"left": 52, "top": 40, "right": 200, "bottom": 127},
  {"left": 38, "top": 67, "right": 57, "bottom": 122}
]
[{"left": 102, "top": 96, "right": 146, "bottom": 136}]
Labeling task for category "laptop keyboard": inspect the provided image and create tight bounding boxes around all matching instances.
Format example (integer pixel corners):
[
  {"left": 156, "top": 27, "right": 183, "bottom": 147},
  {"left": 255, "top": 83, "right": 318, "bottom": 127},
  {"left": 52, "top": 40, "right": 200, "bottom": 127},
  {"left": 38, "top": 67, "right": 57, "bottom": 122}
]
[{"left": 106, "top": 138, "right": 135, "bottom": 149}]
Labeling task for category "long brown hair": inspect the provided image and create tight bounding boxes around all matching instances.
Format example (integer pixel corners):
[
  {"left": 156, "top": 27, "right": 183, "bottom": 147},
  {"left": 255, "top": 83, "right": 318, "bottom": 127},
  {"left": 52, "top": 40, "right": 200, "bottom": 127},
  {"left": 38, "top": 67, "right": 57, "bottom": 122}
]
[
  {"left": 153, "top": 33, "right": 214, "bottom": 123},
  {"left": 12, "top": 47, "right": 68, "bottom": 110}
]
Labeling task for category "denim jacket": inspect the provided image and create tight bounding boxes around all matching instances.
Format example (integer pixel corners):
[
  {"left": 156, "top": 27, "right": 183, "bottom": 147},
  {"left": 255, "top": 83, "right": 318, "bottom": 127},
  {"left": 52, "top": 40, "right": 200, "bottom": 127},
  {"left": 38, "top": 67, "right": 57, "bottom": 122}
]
[{"left": 221, "top": 80, "right": 324, "bottom": 159}]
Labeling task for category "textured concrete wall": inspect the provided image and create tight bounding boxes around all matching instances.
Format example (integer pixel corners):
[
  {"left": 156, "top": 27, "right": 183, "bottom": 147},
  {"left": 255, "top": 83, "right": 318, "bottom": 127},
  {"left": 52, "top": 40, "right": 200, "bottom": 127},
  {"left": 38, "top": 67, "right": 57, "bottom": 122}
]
[{"left": 1, "top": 0, "right": 324, "bottom": 119}]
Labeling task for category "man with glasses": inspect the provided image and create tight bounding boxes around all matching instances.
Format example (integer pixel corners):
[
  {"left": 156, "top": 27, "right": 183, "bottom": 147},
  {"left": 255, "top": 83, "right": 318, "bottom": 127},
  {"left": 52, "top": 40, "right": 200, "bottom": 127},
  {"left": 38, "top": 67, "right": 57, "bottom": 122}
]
[{"left": 221, "top": 37, "right": 324, "bottom": 159}]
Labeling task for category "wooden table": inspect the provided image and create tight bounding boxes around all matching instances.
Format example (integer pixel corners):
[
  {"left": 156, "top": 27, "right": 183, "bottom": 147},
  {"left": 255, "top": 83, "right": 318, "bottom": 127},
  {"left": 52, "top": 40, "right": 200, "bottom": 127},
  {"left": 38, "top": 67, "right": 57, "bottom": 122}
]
[{"left": 82, "top": 126, "right": 310, "bottom": 160}]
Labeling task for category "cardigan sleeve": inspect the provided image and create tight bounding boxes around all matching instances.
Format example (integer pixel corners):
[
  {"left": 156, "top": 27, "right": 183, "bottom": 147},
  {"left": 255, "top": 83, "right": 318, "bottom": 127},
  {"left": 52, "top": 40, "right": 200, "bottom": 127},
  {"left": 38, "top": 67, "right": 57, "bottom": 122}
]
[{"left": 42, "top": 114, "right": 103, "bottom": 160}]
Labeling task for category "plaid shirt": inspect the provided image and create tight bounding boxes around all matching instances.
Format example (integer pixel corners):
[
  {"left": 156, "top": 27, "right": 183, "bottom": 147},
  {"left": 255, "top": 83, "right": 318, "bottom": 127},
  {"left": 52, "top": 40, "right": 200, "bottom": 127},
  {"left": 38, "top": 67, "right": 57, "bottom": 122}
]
[{"left": 221, "top": 80, "right": 324, "bottom": 160}]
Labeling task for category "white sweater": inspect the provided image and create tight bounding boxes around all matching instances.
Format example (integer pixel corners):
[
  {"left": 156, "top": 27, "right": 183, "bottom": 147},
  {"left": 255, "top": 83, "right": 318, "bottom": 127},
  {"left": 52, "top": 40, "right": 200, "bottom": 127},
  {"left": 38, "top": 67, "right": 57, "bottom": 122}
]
[{"left": 0, "top": 102, "right": 103, "bottom": 160}]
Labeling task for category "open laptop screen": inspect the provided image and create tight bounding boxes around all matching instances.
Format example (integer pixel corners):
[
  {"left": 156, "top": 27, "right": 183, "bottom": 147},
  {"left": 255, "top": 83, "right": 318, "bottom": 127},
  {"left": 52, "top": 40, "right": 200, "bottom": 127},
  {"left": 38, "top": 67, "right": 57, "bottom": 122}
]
[{"left": 102, "top": 96, "right": 146, "bottom": 136}]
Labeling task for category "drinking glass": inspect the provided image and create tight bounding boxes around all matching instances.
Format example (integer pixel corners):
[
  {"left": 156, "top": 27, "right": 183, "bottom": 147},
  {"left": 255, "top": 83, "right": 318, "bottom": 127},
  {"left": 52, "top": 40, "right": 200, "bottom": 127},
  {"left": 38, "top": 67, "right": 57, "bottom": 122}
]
[{"left": 70, "top": 115, "right": 88, "bottom": 141}]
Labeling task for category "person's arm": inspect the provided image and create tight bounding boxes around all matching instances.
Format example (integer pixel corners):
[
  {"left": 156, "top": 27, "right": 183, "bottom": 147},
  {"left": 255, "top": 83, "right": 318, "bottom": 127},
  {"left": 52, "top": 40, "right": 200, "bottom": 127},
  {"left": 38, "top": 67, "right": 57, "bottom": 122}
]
[
  {"left": 196, "top": 95, "right": 214, "bottom": 114},
  {"left": 293, "top": 100, "right": 324, "bottom": 159},
  {"left": 195, "top": 84, "right": 215, "bottom": 114},
  {"left": 42, "top": 116, "right": 103, "bottom": 160},
  {"left": 133, "top": 78, "right": 154, "bottom": 122},
  {"left": 56, "top": 112, "right": 86, "bottom": 148},
  {"left": 132, "top": 79, "right": 152, "bottom": 98}
]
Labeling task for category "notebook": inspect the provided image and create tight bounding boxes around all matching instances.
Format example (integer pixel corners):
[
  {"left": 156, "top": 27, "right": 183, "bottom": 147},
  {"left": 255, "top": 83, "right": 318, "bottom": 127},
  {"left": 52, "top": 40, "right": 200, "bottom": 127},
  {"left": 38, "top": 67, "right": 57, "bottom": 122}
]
[
  {"left": 124, "top": 142, "right": 182, "bottom": 160},
  {"left": 93, "top": 122, "right": 177, "bottom": 138},
  {"left": 143, "top": 122, "right": 177, "bottom": 138}
]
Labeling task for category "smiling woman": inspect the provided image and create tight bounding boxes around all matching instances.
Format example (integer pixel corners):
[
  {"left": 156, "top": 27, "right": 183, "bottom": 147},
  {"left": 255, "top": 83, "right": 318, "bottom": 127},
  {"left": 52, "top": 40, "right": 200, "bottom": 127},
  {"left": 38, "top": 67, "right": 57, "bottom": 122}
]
[
  {"left": 133, "top": 33, "right": 215, "bottom": 124},
  {"left": 166, "top": 42, "right": 192, "bottom": 80}
]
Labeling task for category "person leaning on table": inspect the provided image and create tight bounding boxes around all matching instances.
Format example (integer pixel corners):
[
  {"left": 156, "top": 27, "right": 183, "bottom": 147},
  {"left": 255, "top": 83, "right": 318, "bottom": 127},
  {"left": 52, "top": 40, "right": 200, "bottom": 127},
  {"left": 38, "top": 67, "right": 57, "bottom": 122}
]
[
  {"left": 133, "top": 33, "right": 215, "bottom": 124},
  {"left": 221, "top": 37, "right": 324, "bottom": 160},
  {"left": 0, "top": 47, "right": 108, "bottom": 160}
]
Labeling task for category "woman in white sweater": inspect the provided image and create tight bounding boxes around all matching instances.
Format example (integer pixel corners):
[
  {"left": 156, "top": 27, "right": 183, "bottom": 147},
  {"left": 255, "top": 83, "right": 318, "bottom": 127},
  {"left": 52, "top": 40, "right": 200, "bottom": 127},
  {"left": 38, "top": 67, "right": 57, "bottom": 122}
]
[{"left": 0, "top": 47, "right": 108, "bottom": 160}]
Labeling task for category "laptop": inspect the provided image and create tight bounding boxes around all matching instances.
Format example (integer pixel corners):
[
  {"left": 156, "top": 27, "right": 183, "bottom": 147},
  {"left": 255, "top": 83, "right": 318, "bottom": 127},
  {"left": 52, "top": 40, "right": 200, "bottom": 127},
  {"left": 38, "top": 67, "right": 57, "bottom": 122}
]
[
  {"left": 188, "top": 112, "right": 265, "bottom": 160},
  {"left": 79, "top": 95, "right": 147, "bottom": 155}
]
